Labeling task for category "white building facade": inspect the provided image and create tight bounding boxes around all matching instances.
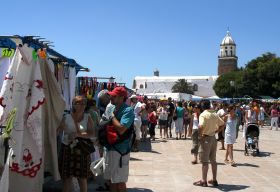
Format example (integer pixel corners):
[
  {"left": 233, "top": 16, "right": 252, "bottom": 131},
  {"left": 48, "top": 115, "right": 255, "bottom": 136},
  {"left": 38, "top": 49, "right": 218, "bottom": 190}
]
[
  {"left": 133, "top": 75, "right": 218, "bottom": 98},
  {"left": 132, "top": 30, "right": 237, "bottom": 98}
]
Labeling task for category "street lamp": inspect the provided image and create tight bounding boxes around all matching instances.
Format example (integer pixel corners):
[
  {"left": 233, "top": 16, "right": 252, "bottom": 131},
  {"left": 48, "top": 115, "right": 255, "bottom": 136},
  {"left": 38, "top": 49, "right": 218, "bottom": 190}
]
[{"left": 230, "top": 80, "right": 235, "bottom": 102}]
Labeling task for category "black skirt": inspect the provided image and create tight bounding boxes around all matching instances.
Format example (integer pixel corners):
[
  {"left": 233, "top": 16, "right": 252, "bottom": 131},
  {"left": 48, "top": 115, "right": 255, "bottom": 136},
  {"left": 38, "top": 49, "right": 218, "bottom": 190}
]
[{"left": 58, "top": 143, "right": 91, "bottom": 179}]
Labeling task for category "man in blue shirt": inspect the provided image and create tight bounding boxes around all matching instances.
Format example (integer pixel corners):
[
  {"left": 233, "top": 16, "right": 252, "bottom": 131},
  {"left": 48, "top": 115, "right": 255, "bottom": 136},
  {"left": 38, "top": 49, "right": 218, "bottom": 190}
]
[{"left": 104, "top": 87, "right": 134, "bottom": 192}]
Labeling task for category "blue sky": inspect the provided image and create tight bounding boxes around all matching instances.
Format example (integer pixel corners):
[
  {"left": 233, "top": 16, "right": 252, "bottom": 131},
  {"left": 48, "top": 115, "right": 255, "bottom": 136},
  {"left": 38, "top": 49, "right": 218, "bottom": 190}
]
[{"left": 1, "top": 0, "right": 280, "bottom": 87}]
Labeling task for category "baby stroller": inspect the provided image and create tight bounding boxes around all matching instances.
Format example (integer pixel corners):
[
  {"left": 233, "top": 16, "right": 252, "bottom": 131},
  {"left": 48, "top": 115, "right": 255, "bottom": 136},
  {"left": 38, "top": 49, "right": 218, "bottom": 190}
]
[{"left": 244, "top": 123, "right": 260, "bottom": 156}]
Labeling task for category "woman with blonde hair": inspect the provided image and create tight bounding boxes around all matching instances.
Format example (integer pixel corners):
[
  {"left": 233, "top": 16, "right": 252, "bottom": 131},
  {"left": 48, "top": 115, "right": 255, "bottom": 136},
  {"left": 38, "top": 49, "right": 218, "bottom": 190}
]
[{"left": 57, "top": 96, "right": 95, "bottom": 192}]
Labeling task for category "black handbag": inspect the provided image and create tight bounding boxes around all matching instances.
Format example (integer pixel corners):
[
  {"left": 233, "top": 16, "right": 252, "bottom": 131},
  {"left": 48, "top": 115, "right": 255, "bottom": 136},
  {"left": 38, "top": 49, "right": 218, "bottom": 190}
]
[
  {"left": 72, "top": 115, "right": 95, "bottom": 155},
  {"left": 76, "top": 137, "right": 95, "bottom": 155}
]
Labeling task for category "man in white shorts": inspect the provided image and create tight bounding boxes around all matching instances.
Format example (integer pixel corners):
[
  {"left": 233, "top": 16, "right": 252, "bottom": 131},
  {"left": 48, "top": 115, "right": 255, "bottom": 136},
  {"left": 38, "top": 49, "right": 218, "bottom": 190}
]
[{"left": 103, "top": 87, "right": 135, "bottom": 191}]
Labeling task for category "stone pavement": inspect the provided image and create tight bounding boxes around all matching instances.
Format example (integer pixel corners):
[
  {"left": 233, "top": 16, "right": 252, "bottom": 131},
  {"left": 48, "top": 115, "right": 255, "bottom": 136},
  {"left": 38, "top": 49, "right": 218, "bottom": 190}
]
[
  {"left": 42, "top": 125, "right": 279, "bottom": 192},
  {"left": 127, "top": 126, "right": 280, "bottom": 192}
]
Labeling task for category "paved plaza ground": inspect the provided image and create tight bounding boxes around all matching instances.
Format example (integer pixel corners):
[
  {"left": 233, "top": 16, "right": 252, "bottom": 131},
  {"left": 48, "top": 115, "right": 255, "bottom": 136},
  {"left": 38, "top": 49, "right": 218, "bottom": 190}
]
[
  {"left": 43, "top": 125, "right": 280, "bottom": 191},
  {"left": 127, "top": 126, "right": 280, "bottom": 192}
]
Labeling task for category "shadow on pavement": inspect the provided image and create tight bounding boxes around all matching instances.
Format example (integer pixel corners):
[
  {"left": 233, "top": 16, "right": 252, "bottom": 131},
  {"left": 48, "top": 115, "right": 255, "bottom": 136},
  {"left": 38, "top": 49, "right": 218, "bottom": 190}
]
[
  {"left": 233, "top": 149, "right": 245, "bottom": 152},
  {"left": 130, "top": 157, "right": 143, "bottom": 161},
  {"left": 215, "top": 184, "right": 250, "bottom": 191},
  {"left": 257, "top": 151, "right": 274, "bottom": 157},
  {"left": 234, "top": 163, "right": 259, "bottom": 168},
  {"left": 138, "top": 139, "right": 162, "bottom": 154},
  {"left": 128, "top": 188, "right": 154, "bottom": 192}
]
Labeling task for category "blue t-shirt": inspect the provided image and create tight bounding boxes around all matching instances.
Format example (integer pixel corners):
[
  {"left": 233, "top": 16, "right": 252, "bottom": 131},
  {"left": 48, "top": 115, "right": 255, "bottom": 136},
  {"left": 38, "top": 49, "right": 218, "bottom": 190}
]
[
  {"left": 109, "top": 103, "right": 134, "bottom": 154},
  {"left": 176, "top": 107, "right": 184, "bottom": 118}
]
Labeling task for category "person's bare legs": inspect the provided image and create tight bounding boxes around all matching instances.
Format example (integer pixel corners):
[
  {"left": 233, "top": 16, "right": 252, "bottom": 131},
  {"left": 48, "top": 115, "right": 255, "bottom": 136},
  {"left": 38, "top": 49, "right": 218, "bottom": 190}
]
[
  {"left": 118, "top": 182, "right": 127, "bottom": 192},
  {"left": 163, "top": 126, "right": 167, "bottom": 139},
  {"left": 160, "top": 126, "right": 162, "bottom": 138},
  {"left": 220, "top": 140, "right": 225, "bottom": 150},
  {"left": 202, "top": 162, "right": 208, "bottom": 182},
  {"left": 210, "top": 161, "right": 217, "bottom": 181},
  {"left": 78, "top": 178, "right": 87, "bottom": 192},
  {"left": 62, "top": 177, "right": 72, "bottom": 192},
  {"left": 225, "top": 144, "right": 229, "bottom": 162},
  {"left": 192, "top": 154, "right": 198, "bottom": 163},
  {"left": 228, "top": 145, "right": 234, "bottom": 163},
  {"left": 111, "top": 182, "right": 127, "bottom": 192}
]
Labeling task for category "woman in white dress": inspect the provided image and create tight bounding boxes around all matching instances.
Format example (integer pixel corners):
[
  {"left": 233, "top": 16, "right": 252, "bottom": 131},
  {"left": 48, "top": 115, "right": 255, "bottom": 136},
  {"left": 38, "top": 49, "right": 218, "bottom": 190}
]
[{"left": 224, "top": 105, "right": 237, "bottom": 166}]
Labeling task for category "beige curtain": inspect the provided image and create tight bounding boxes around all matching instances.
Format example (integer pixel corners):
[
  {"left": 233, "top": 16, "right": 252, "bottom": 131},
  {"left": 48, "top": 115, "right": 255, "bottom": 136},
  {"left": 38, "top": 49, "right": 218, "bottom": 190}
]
[{"left": 40, "top": 57, "right": 65, "bottom": 180}]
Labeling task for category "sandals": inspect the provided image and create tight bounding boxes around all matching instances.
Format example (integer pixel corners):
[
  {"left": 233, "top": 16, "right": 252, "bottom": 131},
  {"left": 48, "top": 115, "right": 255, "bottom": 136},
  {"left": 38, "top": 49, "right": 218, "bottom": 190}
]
[
  {"left": 208, "top": 179, "right": 219, "bottom": 187},
  {"left": 230, "top": 161, "right": 236, "bottom": 166},
  {"left": 191, "top": 160, "right": 198, "bottom": 164},
  {"left": 224, "top": 159, "right": 229, "bottom": 164},
  {"left": 193, "top": 180, "right": 208, "bottom": 187}
]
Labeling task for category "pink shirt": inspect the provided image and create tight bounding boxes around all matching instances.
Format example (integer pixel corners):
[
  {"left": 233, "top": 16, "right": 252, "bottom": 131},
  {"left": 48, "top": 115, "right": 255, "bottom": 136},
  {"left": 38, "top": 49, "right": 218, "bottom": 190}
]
[{"left": 271, "top": 109, "right": 278, "bottom": 118}]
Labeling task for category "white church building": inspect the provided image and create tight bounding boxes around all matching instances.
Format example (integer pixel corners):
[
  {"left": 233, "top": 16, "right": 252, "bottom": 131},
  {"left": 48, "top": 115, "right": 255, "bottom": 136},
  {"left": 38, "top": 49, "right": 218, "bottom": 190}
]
[{"left": 132, "top": 31, "right": 237, "bottom": 99}]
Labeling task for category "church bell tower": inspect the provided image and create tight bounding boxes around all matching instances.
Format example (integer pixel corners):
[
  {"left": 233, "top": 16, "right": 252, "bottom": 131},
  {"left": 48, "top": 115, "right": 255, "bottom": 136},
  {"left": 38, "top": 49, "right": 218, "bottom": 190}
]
[{"left": 218, "top": 30, "right": 238, "bottom": 75}]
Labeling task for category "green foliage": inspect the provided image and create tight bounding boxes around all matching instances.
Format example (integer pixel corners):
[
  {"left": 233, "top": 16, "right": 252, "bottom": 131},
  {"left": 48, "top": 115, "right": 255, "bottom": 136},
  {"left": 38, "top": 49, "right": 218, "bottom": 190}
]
[
  {"left": 214, "top": 52, "right": 280, "bottom": 98},
  {"left": 172, "top": 79, "right": 194, "bottom": 94}
]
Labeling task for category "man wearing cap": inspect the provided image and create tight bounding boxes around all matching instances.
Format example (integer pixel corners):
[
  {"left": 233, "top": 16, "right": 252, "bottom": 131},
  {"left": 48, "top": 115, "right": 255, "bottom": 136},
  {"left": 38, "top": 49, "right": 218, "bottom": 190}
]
[
  {"left": 130, "top": 94, "right": 142, "bottom": 152},
  {"left": 103, "top": 87, "right": 135, "bottom": 192}
]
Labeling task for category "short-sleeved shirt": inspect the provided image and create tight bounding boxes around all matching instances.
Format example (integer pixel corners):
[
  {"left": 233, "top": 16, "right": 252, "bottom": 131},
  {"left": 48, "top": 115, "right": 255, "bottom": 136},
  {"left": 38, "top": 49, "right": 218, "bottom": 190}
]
[
  {"left": 133, "top": 102, "right": 142, "bottom": 121},
  {"left": 271, "top": 109, "right": 278, "bottom": 117},
  {"left": 175, "top": 107, "right": 184, "bottom": 118},
  {"left": 158, "top": 107, "right": 168, "bottom": 120},
  {"left": 109, "top": 103, "right": 135, "bottom": 154},
  {"left": 167, "top": 102, "right": 175, "bottom": 117},
  {"left": 199, "top": 110, "right": 224, "bottom": 136}
]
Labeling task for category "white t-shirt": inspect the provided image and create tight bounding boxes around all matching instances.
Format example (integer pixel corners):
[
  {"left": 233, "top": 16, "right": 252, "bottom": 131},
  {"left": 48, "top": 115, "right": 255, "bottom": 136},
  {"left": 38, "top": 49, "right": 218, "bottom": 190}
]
[
  {"left": 133, "top": 102, "right": 142, "bottom": 121},
  {"left": 158, "top": 107, "right": 168, "bottom": 120},
  {"left": 192, "top": 113, "right": 199, "bottom": 130},
  {"left": 217, "top": 109, "right": 226, "bottom": 117},
  {"left": 102, "top": 102, "right": 115, "bottom": 120}
]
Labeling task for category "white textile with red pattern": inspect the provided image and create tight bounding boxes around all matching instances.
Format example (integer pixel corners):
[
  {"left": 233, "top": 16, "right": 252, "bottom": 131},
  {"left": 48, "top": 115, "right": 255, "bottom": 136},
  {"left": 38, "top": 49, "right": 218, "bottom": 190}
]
[{"left": 0, "top": 44, "right": 45, "bottom": 192}]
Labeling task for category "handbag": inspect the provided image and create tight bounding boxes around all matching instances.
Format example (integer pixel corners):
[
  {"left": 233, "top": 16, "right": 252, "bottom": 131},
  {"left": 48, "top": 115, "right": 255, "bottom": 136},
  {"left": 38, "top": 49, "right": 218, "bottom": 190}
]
[
  {"left": 76, "top": 137, "right": 95, "bottom": 155},
  {"left": 73, "top": 115, "right": 95, "bottom": 155}
]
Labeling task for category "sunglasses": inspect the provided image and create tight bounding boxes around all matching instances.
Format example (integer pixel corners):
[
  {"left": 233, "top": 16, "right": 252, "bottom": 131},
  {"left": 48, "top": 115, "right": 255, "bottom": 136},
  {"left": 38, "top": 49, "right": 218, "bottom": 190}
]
[{"left": 74, "top": 101, "right": 86, "bottom": 105}]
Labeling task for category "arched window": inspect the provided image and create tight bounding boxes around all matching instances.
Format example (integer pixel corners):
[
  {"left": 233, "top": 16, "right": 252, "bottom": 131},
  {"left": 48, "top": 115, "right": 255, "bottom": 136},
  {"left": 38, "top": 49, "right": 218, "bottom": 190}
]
[
  {"left": 225, "top": 50, "right": 228, "bottom": 56},
  {"left": 145, "top": 82, "right": 147, "bottom": 88},
  {"left": 140, "top": 84, "right": 144, "bottom": 89}
]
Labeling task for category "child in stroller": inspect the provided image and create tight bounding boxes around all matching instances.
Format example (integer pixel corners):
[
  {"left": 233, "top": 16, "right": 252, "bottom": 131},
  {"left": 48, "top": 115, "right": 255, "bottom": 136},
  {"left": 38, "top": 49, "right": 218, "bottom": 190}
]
[{"left": 244, "top": 123, "right": 260, "bottom": 156}]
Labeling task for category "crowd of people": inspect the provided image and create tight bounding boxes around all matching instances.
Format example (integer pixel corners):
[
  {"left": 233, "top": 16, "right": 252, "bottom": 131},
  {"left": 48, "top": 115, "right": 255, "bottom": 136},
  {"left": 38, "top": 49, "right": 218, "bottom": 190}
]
[{"left": 53, "top": 86, "right": 280, "bottom": 191}]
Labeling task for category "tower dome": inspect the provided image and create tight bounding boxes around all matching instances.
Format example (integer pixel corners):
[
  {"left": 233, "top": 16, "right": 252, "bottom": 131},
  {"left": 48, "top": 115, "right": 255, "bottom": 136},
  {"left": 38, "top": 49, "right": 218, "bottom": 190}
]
[{"left": 221, "top": 30, "right": 235, "bottom": 45}]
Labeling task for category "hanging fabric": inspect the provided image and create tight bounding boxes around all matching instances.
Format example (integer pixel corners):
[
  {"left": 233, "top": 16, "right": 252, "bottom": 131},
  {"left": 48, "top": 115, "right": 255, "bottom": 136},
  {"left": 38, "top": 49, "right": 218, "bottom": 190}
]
[
  {"left": 39, "top": 57, "right": 65, "bottom": 181},
  {"left": 0, "top": 45, "right": 45, "bottom": 192},
  {"left": 0, "top": 49, "right": 13, "bottom": 90}
]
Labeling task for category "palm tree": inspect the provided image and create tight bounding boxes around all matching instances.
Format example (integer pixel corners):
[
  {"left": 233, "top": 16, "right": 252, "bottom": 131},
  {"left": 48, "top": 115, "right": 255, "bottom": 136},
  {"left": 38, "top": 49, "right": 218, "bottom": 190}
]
[{"left": 172, "top": 79, "right": 194, "bottom": 94}]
